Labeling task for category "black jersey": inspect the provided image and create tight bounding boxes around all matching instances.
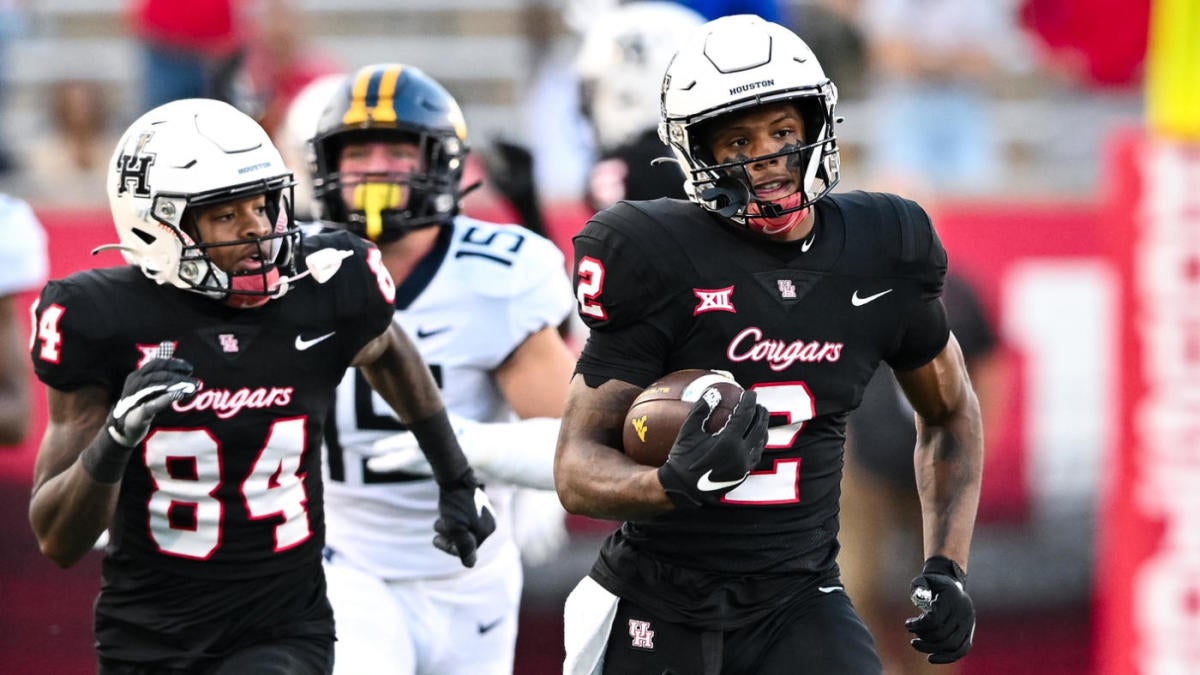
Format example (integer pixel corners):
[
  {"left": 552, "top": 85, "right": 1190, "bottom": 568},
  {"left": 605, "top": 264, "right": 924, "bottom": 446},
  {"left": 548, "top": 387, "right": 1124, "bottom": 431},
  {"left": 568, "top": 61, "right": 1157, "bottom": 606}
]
[
  {"left": 847, "top": 273, "right": 997, "bottom": 485},
  {"left": 31, "top": 230, "right": 395, "bottom": 581},
  {"left": 571, "top": 192, "right": 949, "bottom": 628}
]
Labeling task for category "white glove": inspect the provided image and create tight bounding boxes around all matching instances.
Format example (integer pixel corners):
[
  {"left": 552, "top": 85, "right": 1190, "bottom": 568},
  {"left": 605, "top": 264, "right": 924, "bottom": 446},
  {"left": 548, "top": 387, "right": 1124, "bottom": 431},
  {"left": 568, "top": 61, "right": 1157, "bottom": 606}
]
[
  {"left": 510, "top": 488, "right": 569, "bottom": 566},
  {"left": 366, "top": 414, "right": 560, "bottom": 491}
]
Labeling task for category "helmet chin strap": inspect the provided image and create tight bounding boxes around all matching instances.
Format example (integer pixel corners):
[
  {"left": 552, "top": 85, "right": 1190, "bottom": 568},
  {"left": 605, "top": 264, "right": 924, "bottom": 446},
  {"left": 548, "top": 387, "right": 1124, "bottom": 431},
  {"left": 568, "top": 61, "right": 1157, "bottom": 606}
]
[
  {"left": 224, "top": 247, "right": 355, "bottom": 309},
  {"left": 225, "top": 268, "right": 281, "bottom": 308},
  {"left": 745, "top": 191, "right": 809, "bottom": 236}
]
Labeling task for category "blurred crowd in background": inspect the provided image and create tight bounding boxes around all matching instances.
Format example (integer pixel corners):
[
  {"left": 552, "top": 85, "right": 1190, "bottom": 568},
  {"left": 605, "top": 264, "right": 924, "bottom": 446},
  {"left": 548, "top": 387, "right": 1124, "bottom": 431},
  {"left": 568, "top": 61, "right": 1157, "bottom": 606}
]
[{"left": 0, "top": 0, "right": 1148, "bottom": 210}]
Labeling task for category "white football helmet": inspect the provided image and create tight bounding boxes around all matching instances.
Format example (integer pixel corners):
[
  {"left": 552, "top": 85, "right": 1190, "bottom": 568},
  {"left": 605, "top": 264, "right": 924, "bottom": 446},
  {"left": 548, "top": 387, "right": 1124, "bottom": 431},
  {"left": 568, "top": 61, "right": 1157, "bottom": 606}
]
[
  {"left": 104, "top": 98, "right": 301, "bottom": 307},
  {"left": 576, "top": 2, "right": 705, "bottom": 152},
  {"left": 659, "top": 15, "right": 841, "bottom": 224}
]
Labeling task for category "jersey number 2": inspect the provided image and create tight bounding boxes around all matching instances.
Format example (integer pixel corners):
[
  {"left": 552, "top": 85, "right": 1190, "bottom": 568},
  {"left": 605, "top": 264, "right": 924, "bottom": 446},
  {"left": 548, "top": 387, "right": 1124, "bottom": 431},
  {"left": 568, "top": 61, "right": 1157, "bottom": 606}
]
[{"left": 723, "top": 382, "right": 815, "bottom": 506}]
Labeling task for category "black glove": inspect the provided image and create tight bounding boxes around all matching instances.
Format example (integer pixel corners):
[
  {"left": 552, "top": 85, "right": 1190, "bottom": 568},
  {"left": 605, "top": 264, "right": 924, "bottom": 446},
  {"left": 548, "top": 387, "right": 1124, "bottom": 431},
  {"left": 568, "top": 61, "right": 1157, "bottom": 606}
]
[
  {"left": 657, "top": 389, "right": 769, "bottom": 508},
  {"left": 433, "top": 468, "right": 497, "bottom": 568},
  {"left": 906, "top": 556, "right": 976, "bottom": 664},
  {"left": 108, "top": 346, "right": 200, "bottom": 447},
  {"left": 82, "top": 344, "right": 199, "bottom": 483}
]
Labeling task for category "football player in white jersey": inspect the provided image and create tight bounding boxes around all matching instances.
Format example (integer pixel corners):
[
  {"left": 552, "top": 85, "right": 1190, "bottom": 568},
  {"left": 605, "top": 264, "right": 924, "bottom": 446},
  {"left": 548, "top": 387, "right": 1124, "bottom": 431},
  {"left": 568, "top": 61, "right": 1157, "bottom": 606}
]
[
  {"left": 308, "top": 64, "right": 577, "bottom": 675},
  {"left": 0, "top": 193, "right": 48, "bottom": 445}
]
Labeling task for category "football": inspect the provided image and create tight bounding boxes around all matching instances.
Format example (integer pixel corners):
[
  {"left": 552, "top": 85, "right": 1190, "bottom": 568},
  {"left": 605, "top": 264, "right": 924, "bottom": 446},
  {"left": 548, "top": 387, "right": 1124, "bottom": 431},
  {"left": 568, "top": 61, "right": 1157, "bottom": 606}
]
[{"left": 622, "top": 369, "right": 744, "bottom": 466}]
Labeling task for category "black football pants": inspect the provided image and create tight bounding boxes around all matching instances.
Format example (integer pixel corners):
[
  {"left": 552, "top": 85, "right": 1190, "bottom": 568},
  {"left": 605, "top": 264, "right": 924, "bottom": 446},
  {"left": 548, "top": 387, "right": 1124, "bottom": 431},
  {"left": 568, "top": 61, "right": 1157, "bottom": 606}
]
[{"left": 602, "top": 585, "right": 883, "bottom": 675}]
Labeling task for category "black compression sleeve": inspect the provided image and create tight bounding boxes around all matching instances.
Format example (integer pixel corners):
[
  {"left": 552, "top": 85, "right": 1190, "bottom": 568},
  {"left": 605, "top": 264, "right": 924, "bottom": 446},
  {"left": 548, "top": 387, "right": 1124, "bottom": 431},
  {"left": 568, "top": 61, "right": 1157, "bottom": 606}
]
[
  {"left": 80, "top": 427, "right": 133, "bottom": 484},
  {"left": 406, "top": 409, "right": 470, "bottom": 486}
]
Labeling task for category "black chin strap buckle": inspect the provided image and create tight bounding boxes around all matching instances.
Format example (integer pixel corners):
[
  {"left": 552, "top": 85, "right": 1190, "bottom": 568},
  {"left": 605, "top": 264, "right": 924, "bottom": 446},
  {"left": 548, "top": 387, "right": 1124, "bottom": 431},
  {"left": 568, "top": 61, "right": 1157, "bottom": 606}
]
[
  {"left": 699, "top": 175, "right": 748, "bottom": 219},
  {"left": 757, "top": 200, "right": 784, "bottom": 218}
]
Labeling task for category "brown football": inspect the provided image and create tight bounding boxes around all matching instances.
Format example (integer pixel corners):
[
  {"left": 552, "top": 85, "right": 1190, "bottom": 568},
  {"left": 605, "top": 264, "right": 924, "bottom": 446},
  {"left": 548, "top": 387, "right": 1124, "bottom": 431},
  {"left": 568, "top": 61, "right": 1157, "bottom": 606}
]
[{"left": 622, "top": 369, "right": 744, "bottom": 467}]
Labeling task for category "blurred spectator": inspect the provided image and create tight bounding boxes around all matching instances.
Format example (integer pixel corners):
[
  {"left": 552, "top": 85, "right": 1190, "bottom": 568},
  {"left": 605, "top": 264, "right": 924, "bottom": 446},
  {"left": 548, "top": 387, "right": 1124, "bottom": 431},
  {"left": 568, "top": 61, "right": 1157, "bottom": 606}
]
[
  {"left": 839, "top": 267, "right": 1002, "bottom": 675},
  {"left": 574, "top": 2, "right": 704, "bottom": 211},
  {"left": 276, "top": 72, "right": 346, "bottom": 221},
  {"left": 1019, "top": 0, "right": 1150, "bottom": 89},
  {"left": 127, "top": 0, "right": 246, "bottom": 113},
  {"left": 790, "top": 0, "right": 869, "bottom": 100},
  {"left": 0, "top": 193, "right": 46, "bottom": 446},
  {"left": 522, "top": 3, "right": 593, "bottom": 202},
  {"left": 21, "top": 79, "right": 116, "bottom": 208},
  {"left": 857, "top": 0, "right": 1019, "bottom": 194},
  {"left": 242, "top": 0, "right": 341, "bottom": 139},
  {"left": 0, "top": 0, "right": 28, "bottom": 175}
]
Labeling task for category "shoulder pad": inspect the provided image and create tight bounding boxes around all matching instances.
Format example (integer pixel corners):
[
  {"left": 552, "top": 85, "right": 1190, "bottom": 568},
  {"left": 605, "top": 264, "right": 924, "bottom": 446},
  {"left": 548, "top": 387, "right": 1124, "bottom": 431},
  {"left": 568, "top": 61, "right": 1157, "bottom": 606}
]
[
  {"left": 835, "top": 191, "right": 946, "bottom": 297},
  {"left": 572, "top": 200, "right": 694, "bottom": 331},
  {"left": 30, "top": 269, "right": 139, "bottom": 391},
  {"left": 300, "top": 230, "right": 395, "bottom": 334},
  {"left": 447, "top": 218, "right": 575, "bottom": 327}
]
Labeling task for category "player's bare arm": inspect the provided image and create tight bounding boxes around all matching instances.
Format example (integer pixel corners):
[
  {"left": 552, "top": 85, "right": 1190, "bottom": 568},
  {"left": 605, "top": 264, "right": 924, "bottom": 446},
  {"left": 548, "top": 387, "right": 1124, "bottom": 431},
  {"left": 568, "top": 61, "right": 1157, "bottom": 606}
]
[
  {"left": 895, "top": 332, "right": 984, "bottom": 570},
  {"left": 29, "top": 385, "right": 114, "bottom": 567},
  {"left": 555, "top": 374, "right": 673, "bottom": 520},
  {"left": 495, "top": 325, "right": 575, "bottom": 419},
  {"left": 353, "top": 322, "right": 446, "bottom": 424}
]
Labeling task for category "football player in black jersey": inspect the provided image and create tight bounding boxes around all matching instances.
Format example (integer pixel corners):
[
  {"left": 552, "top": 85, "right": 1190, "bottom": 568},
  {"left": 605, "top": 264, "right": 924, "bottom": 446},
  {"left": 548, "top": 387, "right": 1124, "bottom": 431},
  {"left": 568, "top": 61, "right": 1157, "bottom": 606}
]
[
  {"left": 27, "top": 98, "right": 495, "bottom": 674},
  {"left": 575, "top": 2, "right": 703, "bottom": 211},
  {"left": 556, "top": 15, "right": 983, "bottom": 674}
]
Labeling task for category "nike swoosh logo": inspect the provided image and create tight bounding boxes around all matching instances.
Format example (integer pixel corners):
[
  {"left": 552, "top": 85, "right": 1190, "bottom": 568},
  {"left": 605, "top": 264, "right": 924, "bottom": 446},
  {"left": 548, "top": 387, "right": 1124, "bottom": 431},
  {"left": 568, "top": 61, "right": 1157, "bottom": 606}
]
[
  {"left": 294, "top": 331, "right": 335, "bottom": 351},
  {"left": 475, "top": 488, "right": 494, "bottom": 518},
  {"left": 478, "top": 617, "right": 503, "bottom": 634},
  {"left": 416, "top": 326, "right": 452, "bottom": 339},
  {"left": 851, "top": 289, "right": 893, "bottom": 306},
  {"left": 818, "top": 585, "right": 845, "bottom": 594},
  {"left": 696, "top": 469, "right": 749, "bottom": 492},
  {"left": 112, "top": 384, "right": 168, "bottom": 418},
  {"left": 800, "top": 231, "right": 816, "bottom": 252}
]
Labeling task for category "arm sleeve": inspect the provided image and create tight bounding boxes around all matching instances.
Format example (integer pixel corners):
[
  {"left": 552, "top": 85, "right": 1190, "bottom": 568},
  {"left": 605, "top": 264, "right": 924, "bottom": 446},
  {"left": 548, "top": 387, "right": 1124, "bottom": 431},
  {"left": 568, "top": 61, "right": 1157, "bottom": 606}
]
[
  {"left": 886, "top": 296, "right": 951, "bottom": 372},
  {"left": 884, "top": 194, "right": 950, "bottom": 371}
]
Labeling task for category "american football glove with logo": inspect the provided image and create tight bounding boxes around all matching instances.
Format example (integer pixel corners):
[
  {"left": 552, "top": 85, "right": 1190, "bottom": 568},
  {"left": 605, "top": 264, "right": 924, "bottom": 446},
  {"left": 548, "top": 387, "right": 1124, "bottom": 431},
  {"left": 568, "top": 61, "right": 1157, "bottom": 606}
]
[
  {"left": 906, "top": 556, "right": 976, "bottom": 663},
  {"left": 82, "top": 343, "right": 200, "bottom": 483},
  {"left": 433, "top": 468, "right": 497, "bottom": 568},
  {"left": 657, "top": 389, "right": 768, "bottom": 508}
]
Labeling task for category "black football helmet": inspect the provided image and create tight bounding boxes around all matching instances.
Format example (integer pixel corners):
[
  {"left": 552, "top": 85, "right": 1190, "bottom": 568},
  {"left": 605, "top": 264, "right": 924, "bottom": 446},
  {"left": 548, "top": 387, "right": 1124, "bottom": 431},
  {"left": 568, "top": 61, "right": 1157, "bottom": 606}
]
[{"left": 311, "top": 64, "right": 469, "bottom": 242}]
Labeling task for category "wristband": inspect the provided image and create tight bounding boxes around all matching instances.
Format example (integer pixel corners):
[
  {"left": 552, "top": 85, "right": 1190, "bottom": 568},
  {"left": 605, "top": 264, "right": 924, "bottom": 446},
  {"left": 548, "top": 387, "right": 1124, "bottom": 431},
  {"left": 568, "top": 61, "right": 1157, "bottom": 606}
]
[
  {"left": 922, "top": 556, "right": 967, "bottom": 584},
  {"left": 656, "top": 463, "right": 701, "bottom": 509},
  {"left": 81, "top": 427, "right": 135, "bottom": 484},
  {"left": 407, "top": 409, "right": 470, "bottom": 486}
]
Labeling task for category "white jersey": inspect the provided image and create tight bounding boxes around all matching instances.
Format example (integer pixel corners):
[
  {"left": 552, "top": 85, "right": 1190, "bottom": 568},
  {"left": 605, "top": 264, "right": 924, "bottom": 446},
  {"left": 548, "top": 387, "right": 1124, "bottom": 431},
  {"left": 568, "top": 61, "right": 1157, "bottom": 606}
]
[
  {"left": 323, "top": 216, "right": 574, "bottom": 579},
  {"left": 0, "top": 194, "right": 48, "bottom": 296}
]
